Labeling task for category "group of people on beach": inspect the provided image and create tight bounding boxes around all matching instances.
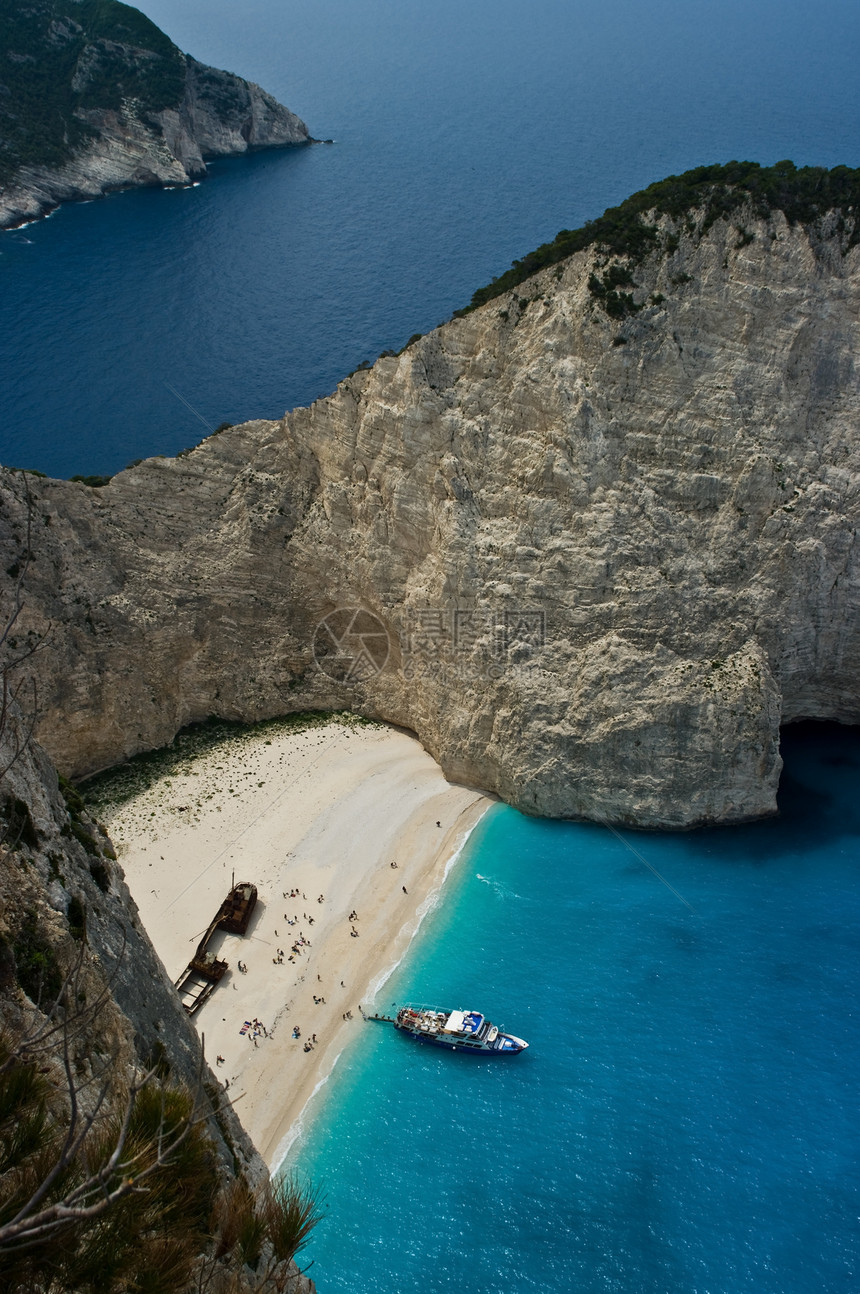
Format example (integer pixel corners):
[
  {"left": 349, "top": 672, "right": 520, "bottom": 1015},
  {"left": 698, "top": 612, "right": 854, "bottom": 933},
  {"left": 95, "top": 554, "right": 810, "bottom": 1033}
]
[
  {"left": 268, "top": 926, "right": 312, "bottom": 963},
  {"left": 217, "top": 850, "right": 428, "bottom": 1090},
  {"left": 292, "top": 1024, "right": 319, "bottom": 1053}
]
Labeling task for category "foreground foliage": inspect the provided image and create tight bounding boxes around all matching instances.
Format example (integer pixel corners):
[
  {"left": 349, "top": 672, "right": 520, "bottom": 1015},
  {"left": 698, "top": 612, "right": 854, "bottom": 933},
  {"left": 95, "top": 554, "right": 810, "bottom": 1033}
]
[{"left": 0, "top": 1010, "right": 323, "bottom": 1292}]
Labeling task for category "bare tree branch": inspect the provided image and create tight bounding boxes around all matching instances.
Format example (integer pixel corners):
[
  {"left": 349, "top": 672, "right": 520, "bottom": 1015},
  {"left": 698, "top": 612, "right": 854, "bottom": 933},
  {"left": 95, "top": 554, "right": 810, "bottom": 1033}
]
[{"left": 0, "top": 1031, "right": 207, "bottom": 1251}]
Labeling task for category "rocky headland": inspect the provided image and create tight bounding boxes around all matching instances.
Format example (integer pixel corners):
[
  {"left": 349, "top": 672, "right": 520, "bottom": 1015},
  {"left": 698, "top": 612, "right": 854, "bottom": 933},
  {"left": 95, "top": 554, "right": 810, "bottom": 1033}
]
[
  {"left": 2, "top": 163, "right": 858, "bottom": 831},
  {"left": 0, "top": 0, "right": 310, "bottom": 229}
]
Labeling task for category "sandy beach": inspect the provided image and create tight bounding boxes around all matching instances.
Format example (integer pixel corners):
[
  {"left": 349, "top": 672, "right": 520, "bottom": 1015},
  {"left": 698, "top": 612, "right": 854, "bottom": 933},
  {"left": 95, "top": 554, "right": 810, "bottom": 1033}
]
[{"left": 99, "top": 719, "right": 491, "bottom": 1170}]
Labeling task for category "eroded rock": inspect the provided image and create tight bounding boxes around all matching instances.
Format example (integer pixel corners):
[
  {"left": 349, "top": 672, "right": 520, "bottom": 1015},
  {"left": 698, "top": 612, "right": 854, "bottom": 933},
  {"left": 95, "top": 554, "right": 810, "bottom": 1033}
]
[{"left": 2, "top": 211, "right": 858, "bottom": 827}]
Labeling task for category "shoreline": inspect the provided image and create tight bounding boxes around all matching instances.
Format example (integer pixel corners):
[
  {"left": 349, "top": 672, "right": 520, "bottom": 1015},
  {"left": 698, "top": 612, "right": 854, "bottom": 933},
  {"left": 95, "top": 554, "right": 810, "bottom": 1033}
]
[
  {"left": 97, "top": 718, "right": 493, "bottom": 1169},
  {"left": 267, "top": 795, "right": 489, "bottom": 1174},
  {"left": 0, "top": 141, "right": 322, "bottom": 235}
]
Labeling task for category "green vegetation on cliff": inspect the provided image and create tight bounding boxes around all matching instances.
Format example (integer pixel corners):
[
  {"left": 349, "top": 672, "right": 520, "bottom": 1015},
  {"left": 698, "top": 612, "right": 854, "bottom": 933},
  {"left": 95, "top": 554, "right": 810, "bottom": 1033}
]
[
  {"left": 0, "top": 1023, "right": 324, "bottom": 1292},
  {"left": 460, "top": 161, "right": 860, "bottom": 316},
  {"left": 0, "top": 0, "right": 185, "bottom": 181}
]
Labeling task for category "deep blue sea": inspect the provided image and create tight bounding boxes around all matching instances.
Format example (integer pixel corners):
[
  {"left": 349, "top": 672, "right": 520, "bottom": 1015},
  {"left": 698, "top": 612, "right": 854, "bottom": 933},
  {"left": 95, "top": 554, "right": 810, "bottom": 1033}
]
[
  {"left": 1, "top": 0, "right": 859, "bottom": 476},
  {"left": 292, "top": 724, "right": 860, "bottom": 1293},
  {"left": 2, "top": 4, "right": 859, "bottom": 1288}
]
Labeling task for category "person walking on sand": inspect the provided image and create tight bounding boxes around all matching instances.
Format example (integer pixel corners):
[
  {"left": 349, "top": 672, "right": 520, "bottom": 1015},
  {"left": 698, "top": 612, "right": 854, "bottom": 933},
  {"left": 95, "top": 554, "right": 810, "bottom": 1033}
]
[{"left": 402, "top": 885, "right": 408, "bottom": 894}]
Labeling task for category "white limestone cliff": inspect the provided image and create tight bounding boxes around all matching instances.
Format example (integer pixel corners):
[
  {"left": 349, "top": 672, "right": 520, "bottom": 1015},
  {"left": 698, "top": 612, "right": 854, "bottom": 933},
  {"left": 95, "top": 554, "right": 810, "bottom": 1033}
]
[{"left": 1, "top": 209, "right": 857, "bottom": 827}]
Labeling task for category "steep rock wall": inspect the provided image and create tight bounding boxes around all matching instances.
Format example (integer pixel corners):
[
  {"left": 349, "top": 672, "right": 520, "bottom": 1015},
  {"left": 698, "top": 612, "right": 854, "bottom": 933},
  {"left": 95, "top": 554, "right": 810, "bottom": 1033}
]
[
  {"left": 0, "top": 52, "right": 310, "bottom": 229},
  {"left": 0, "top": 703, "right": 265, "bottom": 1183},
  {"left": 0, "top": 701, "right": 317, "bottom": 1284},
  {"left": 2, "top": 211, "right": 858, "bottom": 827}
]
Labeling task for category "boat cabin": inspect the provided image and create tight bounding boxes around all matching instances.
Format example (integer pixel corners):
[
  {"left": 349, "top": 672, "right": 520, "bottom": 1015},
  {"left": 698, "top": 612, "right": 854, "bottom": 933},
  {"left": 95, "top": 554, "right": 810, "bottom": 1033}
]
[{"left": 218, "top": 883, "right": 258, "bottom": 935}]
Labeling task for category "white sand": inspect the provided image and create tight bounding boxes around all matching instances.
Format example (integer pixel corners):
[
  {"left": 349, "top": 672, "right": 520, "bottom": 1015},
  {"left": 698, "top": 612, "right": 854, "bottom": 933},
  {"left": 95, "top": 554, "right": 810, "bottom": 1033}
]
[{"left": 102, "top": 720, "right": 491, "bottom": 1168}]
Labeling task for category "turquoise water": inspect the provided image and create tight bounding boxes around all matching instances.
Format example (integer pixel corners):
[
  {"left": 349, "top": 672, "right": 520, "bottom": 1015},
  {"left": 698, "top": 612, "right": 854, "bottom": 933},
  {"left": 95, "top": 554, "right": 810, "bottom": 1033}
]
[
  {"left": 2, "top": 0, "right": 860, "bottom": 476},
  {"left": 291, "top": 724, "right": 860, "bottom": 1292}
]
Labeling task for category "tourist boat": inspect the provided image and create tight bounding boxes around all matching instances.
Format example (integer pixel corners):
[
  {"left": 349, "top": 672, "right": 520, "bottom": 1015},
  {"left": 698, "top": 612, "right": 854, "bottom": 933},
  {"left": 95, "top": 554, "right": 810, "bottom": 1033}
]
[{"left": 391, "top": 1004, "right": 528, "bottom": 1053}]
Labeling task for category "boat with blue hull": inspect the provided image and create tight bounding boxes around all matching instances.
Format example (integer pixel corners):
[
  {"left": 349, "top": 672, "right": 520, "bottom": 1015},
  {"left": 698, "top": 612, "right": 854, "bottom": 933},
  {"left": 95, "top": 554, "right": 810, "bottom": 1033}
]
[{"left": 365, "top": 1004, "right": 528, "bottom": 1054}]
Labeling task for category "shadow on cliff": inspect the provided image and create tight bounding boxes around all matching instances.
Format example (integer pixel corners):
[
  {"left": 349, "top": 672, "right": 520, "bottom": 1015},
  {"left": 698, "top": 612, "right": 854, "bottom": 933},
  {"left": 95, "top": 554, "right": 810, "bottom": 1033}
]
[{"left": 700, "top": 720, "right": 860, "bottom": 863}]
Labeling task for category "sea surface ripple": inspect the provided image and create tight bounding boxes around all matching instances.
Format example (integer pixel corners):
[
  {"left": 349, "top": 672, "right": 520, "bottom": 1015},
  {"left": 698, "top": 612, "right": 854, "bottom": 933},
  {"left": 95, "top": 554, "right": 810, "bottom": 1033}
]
[{"left": 292, "top": 724, "right": 860, "bottom": 1293}]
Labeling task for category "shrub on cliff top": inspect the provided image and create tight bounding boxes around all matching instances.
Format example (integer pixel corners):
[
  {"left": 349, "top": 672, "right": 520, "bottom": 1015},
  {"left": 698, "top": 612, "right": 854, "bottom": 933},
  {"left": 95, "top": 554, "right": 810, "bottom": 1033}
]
[{"left": 459, "top": 160, "right": 860, "bottom": 314}]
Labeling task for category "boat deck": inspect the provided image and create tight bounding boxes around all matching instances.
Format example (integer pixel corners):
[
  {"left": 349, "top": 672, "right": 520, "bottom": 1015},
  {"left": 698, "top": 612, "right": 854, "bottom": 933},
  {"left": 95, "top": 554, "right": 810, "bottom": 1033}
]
[{"left": 173, "top": 881, "right": 256, "bottom": 1014}]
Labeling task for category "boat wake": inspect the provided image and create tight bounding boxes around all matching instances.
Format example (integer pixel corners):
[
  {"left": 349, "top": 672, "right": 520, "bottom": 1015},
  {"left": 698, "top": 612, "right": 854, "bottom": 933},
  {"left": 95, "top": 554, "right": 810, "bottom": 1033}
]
[{"left": 476, "top": 873, "right": 523, "bottom": 901}]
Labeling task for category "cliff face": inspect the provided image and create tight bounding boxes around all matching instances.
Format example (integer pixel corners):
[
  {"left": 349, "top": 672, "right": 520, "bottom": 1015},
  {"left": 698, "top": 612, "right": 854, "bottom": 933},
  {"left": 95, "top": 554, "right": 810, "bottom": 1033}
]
[
  {"left": 0, "top": 701, "right": 319, "bottom": 1289},
  {"left": 0, "top": 1, "right": 310, "bottom": 229},
  {"left": 0, "top": 702, "right": 265, "bottom": 1178},
  {"left": 2, "top": 208, "right": 859, "bottom": 828}
]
